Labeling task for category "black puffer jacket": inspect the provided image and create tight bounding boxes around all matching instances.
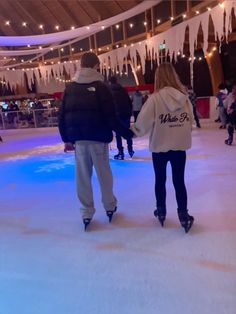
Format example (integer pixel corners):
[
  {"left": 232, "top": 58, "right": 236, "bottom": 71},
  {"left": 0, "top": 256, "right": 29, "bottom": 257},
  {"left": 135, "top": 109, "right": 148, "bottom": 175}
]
[
  {"left": 58, "top": 76, "right": 133, "bottom": 144},
  {"left": 109, "top": 83, "right": 132, "bottom": 119}
]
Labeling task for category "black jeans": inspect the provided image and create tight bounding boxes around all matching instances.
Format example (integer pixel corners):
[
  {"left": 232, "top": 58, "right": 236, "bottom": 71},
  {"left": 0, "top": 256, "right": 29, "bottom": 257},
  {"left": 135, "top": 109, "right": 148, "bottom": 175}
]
[
  {"left": 152, "top": 150, "right": 187, "bottom": 211},
  {"left": 115, "top": 117, "right": 133, "bottom": 152}
]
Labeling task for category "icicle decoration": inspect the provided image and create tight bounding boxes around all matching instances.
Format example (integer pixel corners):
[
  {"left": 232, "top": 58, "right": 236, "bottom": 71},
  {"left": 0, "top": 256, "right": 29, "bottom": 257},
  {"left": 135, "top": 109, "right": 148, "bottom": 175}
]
[{"left": 0, "top": 1, "right": 235, "bottom": 90}]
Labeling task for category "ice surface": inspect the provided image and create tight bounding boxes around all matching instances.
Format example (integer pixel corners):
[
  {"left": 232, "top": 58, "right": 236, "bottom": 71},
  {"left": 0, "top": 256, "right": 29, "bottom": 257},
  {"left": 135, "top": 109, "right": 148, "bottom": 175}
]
[{"left": 0, "top": 122, "right": 236, "bottom": 314}]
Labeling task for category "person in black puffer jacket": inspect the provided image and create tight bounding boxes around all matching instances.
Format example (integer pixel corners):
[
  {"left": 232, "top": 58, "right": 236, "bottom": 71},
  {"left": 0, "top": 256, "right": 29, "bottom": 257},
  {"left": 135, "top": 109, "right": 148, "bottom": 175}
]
[
  {"left": 109, "top": 76, "right": 134, "bottom": 160},
  {"left": 58, "top": 52, "right": 133, "bottom": 230}
]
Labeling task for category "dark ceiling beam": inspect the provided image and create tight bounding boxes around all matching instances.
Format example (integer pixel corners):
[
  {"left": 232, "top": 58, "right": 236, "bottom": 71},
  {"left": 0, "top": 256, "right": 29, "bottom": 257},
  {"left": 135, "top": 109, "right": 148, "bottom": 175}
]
[
  {"left": 42, "top": 0, "right": 78, "bottom": 30},
  {"left": 8, "top": 0, "right": 37, "bottom": 35},
  {"left": 77, "top": 1, "right": 102, "bottom": 23},
  {"left": 14, "top": 0, "right": 46, "bottom": 36},
  {"left": 0, "top": 0, "right": 19, "bottom": 36},
  {"left": 59, "top": 0, "right": 94, "bottom": 26}
]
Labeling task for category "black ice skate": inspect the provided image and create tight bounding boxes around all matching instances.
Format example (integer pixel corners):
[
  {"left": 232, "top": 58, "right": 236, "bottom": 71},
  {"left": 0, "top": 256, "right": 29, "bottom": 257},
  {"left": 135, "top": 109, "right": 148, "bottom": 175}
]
[
  {"left": 154, "top": 207, "right": 166, "bottom": 227},
  {"left": 0, "top": 136, "right": 2, "bottom": 142},
  {"left": 114, "top": 152, "right": 124, "bottom": 160},
  {"left": 178, "top": 212, "right": 194, "bottom": 233},
  {"left": 128, "top": 150, "right": 135, "bottom": 158},
  {"left": 225, "top": 137, "right": 233, "bottom": 145},
  {"left": 83, "top": 218, "right": 91, "bottom": 231},
  {"left": 106, "top": 206, "right": 117, "bottom": 222}
]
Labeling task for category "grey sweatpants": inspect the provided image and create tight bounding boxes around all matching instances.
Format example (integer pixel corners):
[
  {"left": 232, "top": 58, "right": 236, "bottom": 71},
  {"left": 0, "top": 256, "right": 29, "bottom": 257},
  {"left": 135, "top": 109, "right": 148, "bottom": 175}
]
[{"left": 75, "top": 141, "right": 117, "bottom": 219}]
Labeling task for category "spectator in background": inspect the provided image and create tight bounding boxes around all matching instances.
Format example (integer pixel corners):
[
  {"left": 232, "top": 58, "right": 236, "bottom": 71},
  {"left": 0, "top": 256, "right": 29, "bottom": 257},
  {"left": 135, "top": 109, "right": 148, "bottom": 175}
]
[
  {"left": 224, "top": 83, "right": 236, "bottom": 145},
  {"left": 187, "top": 85, "right": 201, "bottom": 128},
  {"left": 132, "top": 88, "right": 143, "bottom": 122},
  {"left": 51, "top": 97, "right": 61, "bottom": 109},
  {"left": 216, "top": 83, "right": 228, "bottom": 129},
  {"left": 33, "top": 98, "right": 44, "bottom": 127},
  {"left": 108, "top": 76, "right": 134, "bottom": 160}
]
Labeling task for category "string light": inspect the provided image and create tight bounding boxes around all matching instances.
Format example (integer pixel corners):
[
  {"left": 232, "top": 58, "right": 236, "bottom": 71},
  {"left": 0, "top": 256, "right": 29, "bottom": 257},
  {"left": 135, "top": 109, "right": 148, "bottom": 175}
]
[
  {"left": 183, "top": 14, "right": 187, "bottom": 19},
  {"left": 170, "top": 17, "right": 174, "bottom": 21},
  {"left": 71, "top": 26, "right": 75, "bottom": 30},
  {"left": 219, "top": 2, "right": 225, "bottom": 8},
  {"left": 195, "top": 11, "right": 200, "bottom": 15},
  {"left": 86, "top": 26, "right": 90, "bottom": 30},
  {"left": 157, "top": 19, "right": 161, "bottom": 24},
  {"left": 101, "top": 25, "right": 105, "bottom": 30},
  {"left": 22, "top": 22, "right": 27, "bottom": 27},
  {"left": 129, "top": 23, "right": 133, "bottom": 28},
  {"left": 5, "top": 21, "right": 10, "bottom": 26},
  {"left": 143, "top": 21, "right": 147, "bottom": 26},
  {"left": 39, "top": 24, "right": 43, "bottom": 29},
  {"left": 207, "top": 7, "right": 211, "bottom": 11},
  {"left": 55, "top": 25, "right": 59, "bottom": 30},
  {"left": 115, "top": 24, "right": 120, "bottom": 29}
]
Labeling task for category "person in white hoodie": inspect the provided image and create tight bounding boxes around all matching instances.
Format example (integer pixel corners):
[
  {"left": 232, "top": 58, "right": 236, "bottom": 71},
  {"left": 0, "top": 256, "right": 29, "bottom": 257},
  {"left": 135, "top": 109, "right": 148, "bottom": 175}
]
[{"left": 131, "top": 63, "right": 194, "bottom": 233}]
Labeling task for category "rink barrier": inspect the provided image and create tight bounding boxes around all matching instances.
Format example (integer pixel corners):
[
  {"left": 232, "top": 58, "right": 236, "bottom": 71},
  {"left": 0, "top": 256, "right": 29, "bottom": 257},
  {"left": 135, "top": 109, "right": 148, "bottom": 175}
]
[
  {"left": 0, "top": 97, "right": 217, "bottom": 130},
  {"left": 0, "top": 108, "right": 59, "bottom": 130}
]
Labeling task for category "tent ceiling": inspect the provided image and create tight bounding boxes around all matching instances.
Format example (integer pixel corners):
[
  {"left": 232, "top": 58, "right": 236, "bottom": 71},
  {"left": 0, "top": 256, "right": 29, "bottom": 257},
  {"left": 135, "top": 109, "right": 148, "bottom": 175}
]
[{"left": 0, "top": 0, "right": 143, "bottom": 38}]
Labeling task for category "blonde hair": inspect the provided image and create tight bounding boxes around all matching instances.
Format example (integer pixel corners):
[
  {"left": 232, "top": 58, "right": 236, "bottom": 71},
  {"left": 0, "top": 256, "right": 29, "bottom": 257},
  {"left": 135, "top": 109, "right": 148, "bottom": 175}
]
[{"left": 154, "top": 63, "right": 186, "bottom": 94}]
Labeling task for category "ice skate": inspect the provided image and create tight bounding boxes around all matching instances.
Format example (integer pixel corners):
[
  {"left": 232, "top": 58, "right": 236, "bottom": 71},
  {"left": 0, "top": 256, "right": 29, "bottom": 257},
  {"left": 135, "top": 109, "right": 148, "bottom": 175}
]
[
  {"left": 178, "top": 212, "right": 194, "bottom": 233},
  {"left": 106, "top": 206, "right": 117, "bottom": 222},
  {"left": 154, "top": 207, "right": 166, "bottom": 227},
  {"left": 225, "top": 138, "right": 233, "bottom": 145},
  {"left": 0, "top": 136, "right": 2, "bottom": 142},
  {"left": 128, "top": 150, "right": 135, "bottom": 158},
  {"left": 83, "top": 218, "right": 91, "bottom": 231},
  {"left": 114, "top": 152, "right": 124, "bottom": 160}
]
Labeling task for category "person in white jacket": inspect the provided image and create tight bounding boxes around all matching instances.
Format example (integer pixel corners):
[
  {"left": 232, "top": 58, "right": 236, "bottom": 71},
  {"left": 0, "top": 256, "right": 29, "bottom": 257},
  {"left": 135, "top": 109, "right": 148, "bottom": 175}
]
[{"left": 131, "top": 63, "right": 194, "bottom": 233}]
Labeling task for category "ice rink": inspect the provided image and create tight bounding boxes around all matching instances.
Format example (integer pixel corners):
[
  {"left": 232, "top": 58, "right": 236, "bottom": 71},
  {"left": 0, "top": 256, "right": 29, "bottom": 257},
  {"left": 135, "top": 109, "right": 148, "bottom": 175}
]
[{"left": 0, "top": 122, "right": 235, "bottom": 314}]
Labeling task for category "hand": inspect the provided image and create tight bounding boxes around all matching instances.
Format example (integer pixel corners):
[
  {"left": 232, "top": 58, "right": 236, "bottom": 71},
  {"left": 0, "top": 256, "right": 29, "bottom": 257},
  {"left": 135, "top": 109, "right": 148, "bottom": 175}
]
[{"left": 64, "top": 142, "right": 75, "bottom": 152}]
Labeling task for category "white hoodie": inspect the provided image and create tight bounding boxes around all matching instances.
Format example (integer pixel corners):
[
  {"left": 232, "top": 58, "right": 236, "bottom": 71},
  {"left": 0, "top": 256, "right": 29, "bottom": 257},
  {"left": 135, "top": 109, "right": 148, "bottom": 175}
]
[{"left": 131, "top": 86, "right": 194, "bottom": 153}]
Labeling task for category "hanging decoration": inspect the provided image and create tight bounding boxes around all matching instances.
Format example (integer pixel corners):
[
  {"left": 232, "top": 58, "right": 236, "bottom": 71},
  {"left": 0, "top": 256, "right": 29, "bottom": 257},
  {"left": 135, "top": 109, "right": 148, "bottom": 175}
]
[{"left": 0, "top": 1, "right": 235, "bottom": 91}]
